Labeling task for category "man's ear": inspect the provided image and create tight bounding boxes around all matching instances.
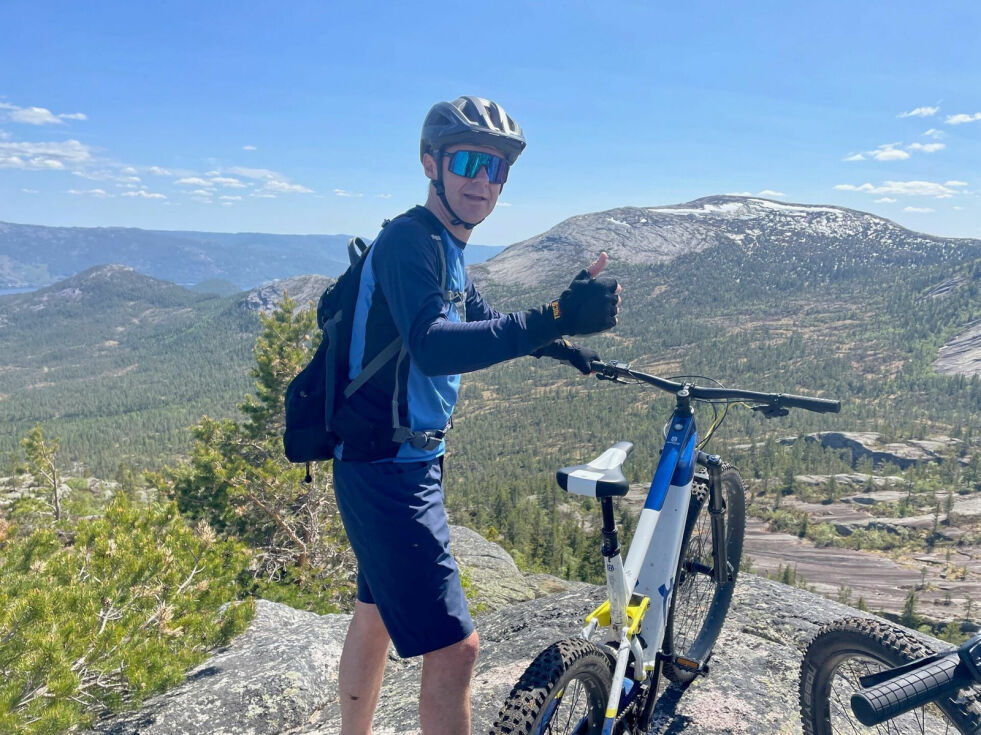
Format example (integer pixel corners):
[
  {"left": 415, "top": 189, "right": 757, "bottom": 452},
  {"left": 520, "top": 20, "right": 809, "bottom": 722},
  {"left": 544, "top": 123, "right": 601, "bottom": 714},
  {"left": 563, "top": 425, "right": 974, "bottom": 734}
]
[{"left": 422, "top": 152, "right": 438, "bottom": 181}]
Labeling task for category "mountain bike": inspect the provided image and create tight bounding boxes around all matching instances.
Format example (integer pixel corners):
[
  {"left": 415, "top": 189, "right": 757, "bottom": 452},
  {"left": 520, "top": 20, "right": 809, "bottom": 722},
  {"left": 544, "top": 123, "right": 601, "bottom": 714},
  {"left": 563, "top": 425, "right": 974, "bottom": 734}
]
[
  {"left": 490, "top": 359, "right": 840, "bottom": 735},
  {"left": 800, "top": 617, "right": 981, "bottom": 734}
]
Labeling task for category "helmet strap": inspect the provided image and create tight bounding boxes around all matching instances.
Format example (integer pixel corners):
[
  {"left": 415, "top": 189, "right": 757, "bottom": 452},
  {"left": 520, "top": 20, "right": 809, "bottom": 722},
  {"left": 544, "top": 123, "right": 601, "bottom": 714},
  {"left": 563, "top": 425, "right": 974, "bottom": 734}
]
[{"left": 433, "top": 152, "right": 480, "bottom": 230}]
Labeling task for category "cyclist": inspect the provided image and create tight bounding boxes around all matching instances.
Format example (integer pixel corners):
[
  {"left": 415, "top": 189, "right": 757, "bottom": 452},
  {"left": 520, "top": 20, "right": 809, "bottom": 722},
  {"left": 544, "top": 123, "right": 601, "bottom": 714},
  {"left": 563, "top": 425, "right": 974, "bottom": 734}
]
[{"left": 333, "top": 95, "right": 621, "bottom": 735}]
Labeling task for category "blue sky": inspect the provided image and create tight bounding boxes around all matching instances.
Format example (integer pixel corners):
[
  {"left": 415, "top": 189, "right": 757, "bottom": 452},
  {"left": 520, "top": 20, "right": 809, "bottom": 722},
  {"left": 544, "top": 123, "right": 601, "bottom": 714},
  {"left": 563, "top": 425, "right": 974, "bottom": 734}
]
[{"left": 1, "top": 0, "right": 979, "bottom": 246}]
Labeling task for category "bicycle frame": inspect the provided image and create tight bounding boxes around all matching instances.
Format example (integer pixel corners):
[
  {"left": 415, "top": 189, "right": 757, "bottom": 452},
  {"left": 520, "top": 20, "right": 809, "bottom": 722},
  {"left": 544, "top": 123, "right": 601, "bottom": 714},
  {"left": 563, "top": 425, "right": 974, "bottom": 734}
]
[{"left": 578, "top": 391, "right": 707, "bottom": 734}]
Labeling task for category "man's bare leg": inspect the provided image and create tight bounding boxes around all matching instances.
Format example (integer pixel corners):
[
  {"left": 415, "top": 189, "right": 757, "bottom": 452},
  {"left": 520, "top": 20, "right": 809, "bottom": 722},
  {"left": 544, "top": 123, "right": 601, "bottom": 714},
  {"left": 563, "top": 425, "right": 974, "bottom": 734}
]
[
  {"left": 419, "top": 630, "right": 480, "bottom": 735},
  {"left": 339, "top": 601, "right": 391, "bottom": 735}
]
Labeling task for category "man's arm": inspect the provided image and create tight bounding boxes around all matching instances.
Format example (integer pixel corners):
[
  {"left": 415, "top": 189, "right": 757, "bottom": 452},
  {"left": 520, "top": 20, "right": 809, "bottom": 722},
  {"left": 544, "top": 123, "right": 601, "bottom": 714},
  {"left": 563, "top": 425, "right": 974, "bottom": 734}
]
[
  {"left": 464, "top": 276, "right": 503, "bottom": 322},
  {"left": 374, "top": 224, "right": 558, "bottom": 376}
]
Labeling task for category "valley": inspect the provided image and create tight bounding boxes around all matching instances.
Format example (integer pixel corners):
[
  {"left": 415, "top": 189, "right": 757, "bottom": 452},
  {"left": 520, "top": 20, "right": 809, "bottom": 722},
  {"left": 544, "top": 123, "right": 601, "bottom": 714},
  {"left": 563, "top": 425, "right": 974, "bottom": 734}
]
[{"left": 1, "top": 195, "right": 979, "bottom": 629}]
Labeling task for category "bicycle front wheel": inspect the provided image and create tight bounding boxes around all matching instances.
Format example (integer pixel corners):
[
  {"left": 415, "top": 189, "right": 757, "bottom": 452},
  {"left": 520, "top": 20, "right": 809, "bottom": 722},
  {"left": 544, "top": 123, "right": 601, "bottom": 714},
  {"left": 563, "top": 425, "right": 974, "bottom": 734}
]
[
  {"left": 490, "top": 638, "right": 613, "bottom": 735},
  {"left": 662, "top": 465, "right": 746, "bottom": 683},
  {"left": 799, "top": 617, "right": 981, "bottom": 735}
]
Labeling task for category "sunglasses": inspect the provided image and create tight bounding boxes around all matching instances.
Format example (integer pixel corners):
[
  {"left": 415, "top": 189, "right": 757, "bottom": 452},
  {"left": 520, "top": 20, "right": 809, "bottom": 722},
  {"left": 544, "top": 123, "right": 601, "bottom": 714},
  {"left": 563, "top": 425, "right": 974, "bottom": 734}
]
[{"left": 445, "top": 149, "right": 510, "bottom": 185}]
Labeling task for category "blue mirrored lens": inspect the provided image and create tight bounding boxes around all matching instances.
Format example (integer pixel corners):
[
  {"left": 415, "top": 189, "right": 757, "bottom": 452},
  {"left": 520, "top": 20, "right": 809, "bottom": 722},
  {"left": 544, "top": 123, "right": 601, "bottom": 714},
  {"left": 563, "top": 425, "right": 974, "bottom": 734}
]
[{"left": 447, "top": 150, "right": 509, "bottom": 184}]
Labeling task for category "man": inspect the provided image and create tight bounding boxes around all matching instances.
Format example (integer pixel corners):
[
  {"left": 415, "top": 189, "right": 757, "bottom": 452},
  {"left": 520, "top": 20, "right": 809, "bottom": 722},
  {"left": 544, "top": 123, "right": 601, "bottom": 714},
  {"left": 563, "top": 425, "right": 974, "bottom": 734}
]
[{"left": 333, "top": 96, "right": 620, "bottom": 734}]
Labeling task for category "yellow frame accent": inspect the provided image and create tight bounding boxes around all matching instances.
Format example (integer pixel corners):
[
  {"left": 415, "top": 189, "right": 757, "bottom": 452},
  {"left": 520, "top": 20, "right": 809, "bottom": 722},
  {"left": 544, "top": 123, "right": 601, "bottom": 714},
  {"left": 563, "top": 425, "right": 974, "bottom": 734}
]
[{"left": 585, "top": 594, "right": 650, "bottom": 637}]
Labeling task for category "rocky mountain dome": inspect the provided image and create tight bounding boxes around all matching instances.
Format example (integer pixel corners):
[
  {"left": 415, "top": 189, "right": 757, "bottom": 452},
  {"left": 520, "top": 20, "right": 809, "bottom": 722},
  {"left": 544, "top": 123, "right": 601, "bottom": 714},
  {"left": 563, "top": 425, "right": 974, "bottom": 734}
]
[{"left": 472, "top": 195, "right": 981, "bottom": 287}]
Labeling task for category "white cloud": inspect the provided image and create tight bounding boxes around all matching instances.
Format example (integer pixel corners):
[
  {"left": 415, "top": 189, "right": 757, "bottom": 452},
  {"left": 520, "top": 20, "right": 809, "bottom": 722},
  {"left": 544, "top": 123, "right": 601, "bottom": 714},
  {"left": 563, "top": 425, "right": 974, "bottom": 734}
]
[
  {"left": 67, "top": 188, "right": 109, "bottom": 197},
  {"left": 946, "top": 180, "right": 969, "bottom": 187},
  {"left": 869, "top": 144, "right": 909, "bottom": 161},
  {"left": 210, "top": 176, "right": 247, "bottom": 188},
  {"left": 376, "top": 193, "right": 392, "bottom": 199},
  {"left": 227, "top": 166, "right": 278, "bottom": 180},
  {"left": 907, "top": 142, "right": 945, "bottom": 153},
  {"left": 0, "top": 102, "right": 87, "bottom": 125},
  {"left": 757, "top": 189, "right": 786, "bottom": 197},
  {"left": 20, "top": 188, "right": 39, "bottom": 194},
  {"left": 874, "top": 197, "right": 897, "bottom": 203},
  {"left": 724, "top": 191, "right": 753, "bottom": 196},
  {"left": 0, "top": 138, "right": 93, "bottom": 169},
  {"left": 496, "top": 201, "right": 513, "bottom": 207},
  {"left": 122, "top": 190, "right": 166, "bottom": 199},
  {"left": 251, "top": 192, "right": 276, "bottom": 199},
  {"left": 175, "top": 176, "right": 212, "bottom": 186},
  {"left": 219, "top": 195, "right": 242, "bottom": 201},
  {"left": 953, "top": 206, "right": 965, "bottom": 211},
  {"left": 843, "top": 153, "right": 865, "bottom": 162},
  {"left": 265, "top": 180, "right": 313, "bottom": 194},
  {"left": 333, "top": 188, "right": 363, "bottom": 198},
  {"left": 148, "top": 166, "right": 172, "bottom": 176},
  {"left": 898, "top": 106, "right": 939, "bottom": 118},
  {"left": 190, "top": 189, "right": 213, "bottom": 196},
  {"left": 834, "top": 180, "right": 958, "bottom": 198},
  {"left": 242, "top": 145, "right": 257, "bottom": 151},
  {"left": 903, "top": 206, "right": 934, "bottom": 213},
  {"left": 946, "top": 113, "right": 981, "bottom": 125},
  {"left": 923, "top": 128, "right": 944, "bottom": 139}
]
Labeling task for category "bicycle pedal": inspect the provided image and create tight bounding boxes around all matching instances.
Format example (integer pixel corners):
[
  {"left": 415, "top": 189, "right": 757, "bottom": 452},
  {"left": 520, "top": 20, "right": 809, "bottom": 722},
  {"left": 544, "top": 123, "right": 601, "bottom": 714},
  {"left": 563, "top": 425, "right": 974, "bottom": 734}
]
[{"left": 671, "top": 654, "right": 710, "bottom": 676}]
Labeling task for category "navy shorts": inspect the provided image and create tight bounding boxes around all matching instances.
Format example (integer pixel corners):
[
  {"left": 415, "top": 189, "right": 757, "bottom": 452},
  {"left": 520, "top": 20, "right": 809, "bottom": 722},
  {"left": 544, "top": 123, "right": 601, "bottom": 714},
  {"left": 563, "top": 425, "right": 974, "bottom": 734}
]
[{"left": 332, "top": 456, "right": 474, "bottom": 658}]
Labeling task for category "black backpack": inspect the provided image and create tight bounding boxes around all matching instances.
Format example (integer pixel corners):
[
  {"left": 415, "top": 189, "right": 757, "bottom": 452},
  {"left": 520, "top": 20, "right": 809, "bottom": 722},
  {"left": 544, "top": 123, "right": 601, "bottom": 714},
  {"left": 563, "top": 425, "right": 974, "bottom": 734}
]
[{"left": 282, "top": 210, "right": 448, "bottom": 474}]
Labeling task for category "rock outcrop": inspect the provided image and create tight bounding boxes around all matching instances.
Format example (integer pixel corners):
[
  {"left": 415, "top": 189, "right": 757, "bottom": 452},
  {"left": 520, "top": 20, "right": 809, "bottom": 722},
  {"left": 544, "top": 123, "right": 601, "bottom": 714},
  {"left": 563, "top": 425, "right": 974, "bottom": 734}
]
[
  {"left": 780, "top": 431, "right": 956, "bottom": 469},
  {"left": 87, "top": 528, "right": 952, "bottom": 735}
]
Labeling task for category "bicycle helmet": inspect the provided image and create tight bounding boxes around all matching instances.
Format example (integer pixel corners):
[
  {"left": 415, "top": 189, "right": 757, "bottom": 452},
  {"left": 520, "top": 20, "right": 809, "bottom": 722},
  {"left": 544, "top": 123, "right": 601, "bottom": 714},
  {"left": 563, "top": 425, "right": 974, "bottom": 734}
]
[
  {"left": 420, "top": 96, "right": 526, "bottom": 164},
  {"left": 420, "top": 96, "right": 526, "bottom": 229}
]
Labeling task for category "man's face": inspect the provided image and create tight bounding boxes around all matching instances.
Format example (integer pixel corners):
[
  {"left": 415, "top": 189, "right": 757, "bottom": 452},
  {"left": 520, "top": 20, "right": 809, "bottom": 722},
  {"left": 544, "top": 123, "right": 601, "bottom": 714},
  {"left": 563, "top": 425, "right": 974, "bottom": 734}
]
[{"left": 425, "top": 143, "right": 504, "bottom": 224}]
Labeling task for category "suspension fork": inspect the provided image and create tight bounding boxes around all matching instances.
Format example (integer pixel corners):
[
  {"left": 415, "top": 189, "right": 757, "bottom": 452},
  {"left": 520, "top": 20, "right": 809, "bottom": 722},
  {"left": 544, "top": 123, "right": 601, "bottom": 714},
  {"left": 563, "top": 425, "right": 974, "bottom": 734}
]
[{"left": 697, "top": 451, "right": 730, "bottom": 585}]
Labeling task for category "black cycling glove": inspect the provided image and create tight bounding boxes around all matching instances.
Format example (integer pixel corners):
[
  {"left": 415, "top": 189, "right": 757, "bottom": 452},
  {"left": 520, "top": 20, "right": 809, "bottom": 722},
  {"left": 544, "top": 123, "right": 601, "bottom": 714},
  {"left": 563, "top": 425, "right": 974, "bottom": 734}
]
[
  {"left": 531, "top": 339, "right": 599, "bottom": 375},
  {"left": 546, "top": 269, "right": 619, "bottom": 336}
]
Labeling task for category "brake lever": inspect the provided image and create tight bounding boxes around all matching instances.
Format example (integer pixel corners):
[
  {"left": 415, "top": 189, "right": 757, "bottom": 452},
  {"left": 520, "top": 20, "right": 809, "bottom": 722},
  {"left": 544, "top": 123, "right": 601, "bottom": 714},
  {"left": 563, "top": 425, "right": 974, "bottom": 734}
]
[
  {"left": 595, "top": 360, "right": 631, "bottom": 382},
  {"left": 752, "top": 404, "right": 790, "bottom": 419}
]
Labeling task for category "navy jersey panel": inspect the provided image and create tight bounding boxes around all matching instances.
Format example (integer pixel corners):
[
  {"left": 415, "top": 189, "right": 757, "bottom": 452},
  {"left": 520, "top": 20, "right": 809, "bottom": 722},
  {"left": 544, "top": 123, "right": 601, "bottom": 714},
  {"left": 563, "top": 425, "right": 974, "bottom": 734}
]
[{"left": 333, "top": 457, "right": 474, "bottom": 658}]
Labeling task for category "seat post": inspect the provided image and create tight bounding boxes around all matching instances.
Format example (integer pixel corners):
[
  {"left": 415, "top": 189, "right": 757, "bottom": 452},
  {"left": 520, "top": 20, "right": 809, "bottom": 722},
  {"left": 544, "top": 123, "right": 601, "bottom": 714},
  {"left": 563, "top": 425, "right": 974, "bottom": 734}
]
[{"left": 600, "top": 497, "right": 620, "bottom": 558}]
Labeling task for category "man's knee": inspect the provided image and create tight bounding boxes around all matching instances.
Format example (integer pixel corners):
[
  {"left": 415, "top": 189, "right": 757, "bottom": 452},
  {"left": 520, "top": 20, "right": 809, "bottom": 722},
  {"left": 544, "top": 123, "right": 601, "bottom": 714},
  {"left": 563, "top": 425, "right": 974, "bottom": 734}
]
[{"left": 424, "top": 630, "right": 479, "bottom": 673}]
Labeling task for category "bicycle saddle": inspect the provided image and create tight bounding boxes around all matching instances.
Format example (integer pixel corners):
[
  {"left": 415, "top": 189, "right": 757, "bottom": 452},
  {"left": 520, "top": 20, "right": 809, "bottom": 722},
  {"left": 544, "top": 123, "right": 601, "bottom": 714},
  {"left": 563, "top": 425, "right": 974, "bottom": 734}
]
[{"left": 556, "top": 441, "right": 633, "bottom": 498}]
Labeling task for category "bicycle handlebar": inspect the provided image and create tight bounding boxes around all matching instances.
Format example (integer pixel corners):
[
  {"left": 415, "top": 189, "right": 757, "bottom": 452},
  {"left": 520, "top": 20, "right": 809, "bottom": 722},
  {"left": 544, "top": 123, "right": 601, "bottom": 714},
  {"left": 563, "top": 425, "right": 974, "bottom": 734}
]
[
  {"left": 850, "top": 636, "right": 981, "bottom": 726},
  {"left": 588, "top": 360, "right": 841, "bottom": 415}
]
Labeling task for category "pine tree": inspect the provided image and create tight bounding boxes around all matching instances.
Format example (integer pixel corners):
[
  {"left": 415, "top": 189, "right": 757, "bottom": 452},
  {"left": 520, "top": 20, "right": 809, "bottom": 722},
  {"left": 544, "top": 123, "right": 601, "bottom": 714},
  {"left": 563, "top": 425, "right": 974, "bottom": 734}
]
[{"left": 166, "top": 294, "right": 355, "bottom": 612}]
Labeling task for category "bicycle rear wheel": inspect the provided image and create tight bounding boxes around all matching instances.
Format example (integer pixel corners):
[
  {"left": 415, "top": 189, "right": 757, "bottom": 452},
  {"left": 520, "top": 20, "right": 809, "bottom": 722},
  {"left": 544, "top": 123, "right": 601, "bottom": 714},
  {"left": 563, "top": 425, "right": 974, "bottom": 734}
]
[
  {"left": 799, "top": 617, "right": 981, "bottom": 735},
  {"left": 662, "top": 465, "right": 746, "bottom": 683},
  {"left": 490, "top": 638, "right": 613, "bottom": 735}
]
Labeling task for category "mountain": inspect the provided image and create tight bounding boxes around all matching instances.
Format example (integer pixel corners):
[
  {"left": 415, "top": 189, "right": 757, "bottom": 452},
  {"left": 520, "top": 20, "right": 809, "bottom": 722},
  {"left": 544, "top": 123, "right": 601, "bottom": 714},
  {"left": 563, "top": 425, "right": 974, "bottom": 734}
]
[
  {"left": 0, "top": 220, "right": 507, "bottom": 290},
  {"left": 473, "top": 195, "right": 981, "bottom": 288}
]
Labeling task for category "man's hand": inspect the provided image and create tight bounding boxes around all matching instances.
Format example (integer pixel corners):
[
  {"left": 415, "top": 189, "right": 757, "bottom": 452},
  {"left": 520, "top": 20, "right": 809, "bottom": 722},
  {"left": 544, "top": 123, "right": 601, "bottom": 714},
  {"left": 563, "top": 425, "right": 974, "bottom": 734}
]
[
  {"left": 531, "top": 339, "right": 600, "bottom": 375},
  {"left": 548, "top": 251, "right": 621, "bottom": 336}
]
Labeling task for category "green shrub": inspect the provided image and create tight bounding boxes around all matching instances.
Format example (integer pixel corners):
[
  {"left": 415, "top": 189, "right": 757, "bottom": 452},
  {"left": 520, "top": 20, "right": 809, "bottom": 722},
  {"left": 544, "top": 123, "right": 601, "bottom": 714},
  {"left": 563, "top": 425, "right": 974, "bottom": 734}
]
[{"left": 0, "top": 494, "right": 253, "bottom": 734}]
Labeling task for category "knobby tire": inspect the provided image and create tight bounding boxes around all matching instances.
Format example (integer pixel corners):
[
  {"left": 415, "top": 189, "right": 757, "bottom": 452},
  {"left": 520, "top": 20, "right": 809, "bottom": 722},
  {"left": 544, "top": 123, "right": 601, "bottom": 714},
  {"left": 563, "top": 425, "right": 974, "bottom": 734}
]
[
  {"left": 799, "top": 617, "right": 981, "bottom": 735},
  {"left": 490, "top": 638, "right": 613, "bottom": 735},
  {"left": 662, "top": 465, "right": 746, "bottom": 683}
]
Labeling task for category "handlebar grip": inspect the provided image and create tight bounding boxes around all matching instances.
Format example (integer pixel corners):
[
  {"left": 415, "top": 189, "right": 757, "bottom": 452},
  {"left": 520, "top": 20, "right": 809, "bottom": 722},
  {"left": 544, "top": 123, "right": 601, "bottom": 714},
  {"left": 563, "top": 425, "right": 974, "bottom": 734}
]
[
  {"left": 779, "top": 394, "right": 841, "bottom": 414},
  {"left": 851, "top": 652, "right": 969, "bottom": 726}
]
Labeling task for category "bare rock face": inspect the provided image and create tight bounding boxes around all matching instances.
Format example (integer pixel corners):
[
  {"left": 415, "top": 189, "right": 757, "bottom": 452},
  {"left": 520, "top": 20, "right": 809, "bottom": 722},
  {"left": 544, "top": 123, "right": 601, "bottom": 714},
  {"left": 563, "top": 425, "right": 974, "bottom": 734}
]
[
  {"left": 781, "top": 431, "right": 955, "bottom": 469},
  {"left": 84, "top": 524, "right": 965, "bottom": 735},
  {"left": 239, "top": 275, "right": 333, "bottom": 314},
  {"left": 935, "top": 319, "right": 981, "bottom": 378}
]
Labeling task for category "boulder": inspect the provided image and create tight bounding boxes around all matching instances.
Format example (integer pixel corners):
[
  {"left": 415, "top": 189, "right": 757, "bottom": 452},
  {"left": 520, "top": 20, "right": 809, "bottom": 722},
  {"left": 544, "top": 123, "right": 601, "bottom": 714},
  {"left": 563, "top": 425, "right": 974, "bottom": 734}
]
[{"left": 87, "top": 530, "right": 958, "bottom": 735}]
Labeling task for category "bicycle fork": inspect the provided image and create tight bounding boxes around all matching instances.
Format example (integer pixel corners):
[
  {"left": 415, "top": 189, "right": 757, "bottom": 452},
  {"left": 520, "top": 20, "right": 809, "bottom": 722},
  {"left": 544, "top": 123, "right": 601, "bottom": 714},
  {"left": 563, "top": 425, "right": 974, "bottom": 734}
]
[{"left": 698, "top": 451, "right": 731, "bottom": 586}]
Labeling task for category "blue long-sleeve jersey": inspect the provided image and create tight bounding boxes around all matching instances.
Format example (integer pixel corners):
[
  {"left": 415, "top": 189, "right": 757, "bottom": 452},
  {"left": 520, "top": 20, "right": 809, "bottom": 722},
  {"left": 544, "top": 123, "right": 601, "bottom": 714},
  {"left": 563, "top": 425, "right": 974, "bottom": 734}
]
[{"left": 341, "top": 206, "right": 558, "bottom": 461}]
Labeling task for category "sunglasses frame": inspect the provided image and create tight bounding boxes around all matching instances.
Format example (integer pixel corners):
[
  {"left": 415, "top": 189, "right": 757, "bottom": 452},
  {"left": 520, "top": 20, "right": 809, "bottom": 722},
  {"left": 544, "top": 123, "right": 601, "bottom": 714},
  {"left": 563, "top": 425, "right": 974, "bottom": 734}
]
[{"left": 442, "top": 149, "right": 510, "bottom": 185}]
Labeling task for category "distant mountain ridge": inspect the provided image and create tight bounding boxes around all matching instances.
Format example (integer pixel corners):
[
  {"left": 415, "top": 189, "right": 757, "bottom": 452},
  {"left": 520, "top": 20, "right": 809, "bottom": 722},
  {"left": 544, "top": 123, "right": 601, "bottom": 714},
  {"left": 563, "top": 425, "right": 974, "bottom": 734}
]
[
  {"left": 0, "top": 220, "right": 505, "bottom": 290},
  {"left": 473, "top": 195, "right": 981, "bottom": 287}
]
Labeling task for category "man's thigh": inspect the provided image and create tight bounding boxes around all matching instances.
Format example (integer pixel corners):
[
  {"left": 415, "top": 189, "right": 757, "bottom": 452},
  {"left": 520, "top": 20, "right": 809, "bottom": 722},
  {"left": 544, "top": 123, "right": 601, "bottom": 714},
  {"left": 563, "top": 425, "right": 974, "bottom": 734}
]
[{"left": 333, "top": 457, "right": 474, "bottom": 658}]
